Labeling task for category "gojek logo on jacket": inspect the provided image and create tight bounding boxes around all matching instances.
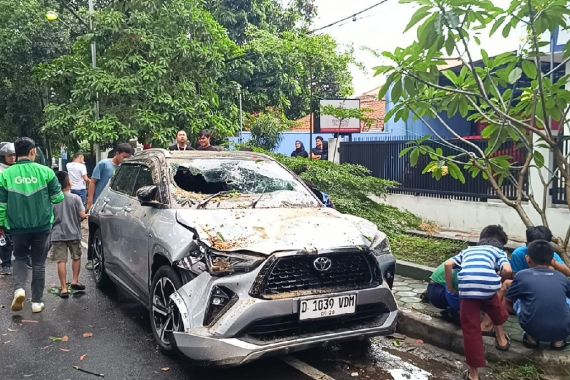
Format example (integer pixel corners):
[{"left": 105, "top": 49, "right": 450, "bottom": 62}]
[{"left": 14, "top": 176, "right": 39, "bottom": 185}]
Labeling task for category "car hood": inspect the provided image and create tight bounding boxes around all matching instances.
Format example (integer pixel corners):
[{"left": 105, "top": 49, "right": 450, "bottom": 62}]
[{"left": 176, "top": 207, "right": 385, "bottom": 255}]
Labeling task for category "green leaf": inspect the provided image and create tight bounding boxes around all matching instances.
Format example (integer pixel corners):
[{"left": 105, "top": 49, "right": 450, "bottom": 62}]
[
  {"left": 521, "top": 60, "right": 537, "bottom": 79},
  {"left": 481, "top": 124, "right": 498, "bottom": 139},
  {"left": 404, "top": 6, "right": 432, "bottom": 33},
  {"left": 445, "top": 36, "right": 455, "bottom": 56},
  {"left": 489, "top": 16, "right": 506, "bottom": 36},
  {"left": 448, "top": 162, "right": 465, "bottom": 184},
  {"left": 399, "top": 146, "right": 414, "bottom": 158},
  {"left": 508, "top": 67, "right": 522, "bottom": 84},
  {"left": 534, "top": 151, "right": 545, "bottom": 168},
  {"left": 391, "top": 80, "right": 403, "bottom": 102},
  {"left": 410, "top": 148, "right": 420, "bottom": 166}
]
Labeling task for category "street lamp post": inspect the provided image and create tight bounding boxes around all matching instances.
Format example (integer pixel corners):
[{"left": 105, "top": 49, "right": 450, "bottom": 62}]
[
  {"left": 47, "top": 1, "right": 100, "bottom": 160},
  {"left": 88, "top": 0, "right": 101, "bottom": 161},
  {"left": 238, "top": 84, "right": 244, "bottom": 143}
]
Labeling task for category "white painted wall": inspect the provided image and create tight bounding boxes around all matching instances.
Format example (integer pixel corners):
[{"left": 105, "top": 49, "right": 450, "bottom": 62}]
[{"left": 372, "top": 193, "right": 570, "bottom": 242}]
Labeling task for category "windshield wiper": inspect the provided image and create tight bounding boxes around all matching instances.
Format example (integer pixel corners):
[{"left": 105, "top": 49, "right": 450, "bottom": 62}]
[
  {"left": 250, "top": 193, "right": 264, "bottom": 208},
  {"left": 196, "top": 190, "right": 236, "bottom": 209},
  {"left": 250, "top": 186, "right": 268, "bottom": 209}
]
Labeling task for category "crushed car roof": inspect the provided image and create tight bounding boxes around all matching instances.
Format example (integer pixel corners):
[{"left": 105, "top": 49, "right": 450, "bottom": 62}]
[{"left": 133, "top": 148, "right": 272, "bottom": 162}]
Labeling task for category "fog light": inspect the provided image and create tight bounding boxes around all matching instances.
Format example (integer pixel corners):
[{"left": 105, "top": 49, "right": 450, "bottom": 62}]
[
  {"left": 212, "top": 297, "right": 223, "bottom": 306},
  {"left": 204, "top": 286, "right": 237, "bottom": 325}
]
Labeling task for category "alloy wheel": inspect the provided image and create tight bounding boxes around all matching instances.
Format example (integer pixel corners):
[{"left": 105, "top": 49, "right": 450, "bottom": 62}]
[
  {"left": 151, "top": 277, "right": 183, "bottom": 346},
  {"left": 92, "top": 232, "right": 104, "bottom": 282}
]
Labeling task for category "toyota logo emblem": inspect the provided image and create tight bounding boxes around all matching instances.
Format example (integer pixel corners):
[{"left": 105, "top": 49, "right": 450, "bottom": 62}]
[{"left": 313, "top": 257, "right": 332, "bottom": 272}]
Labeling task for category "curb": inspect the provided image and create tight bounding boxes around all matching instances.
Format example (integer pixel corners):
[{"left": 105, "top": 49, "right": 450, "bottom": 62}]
[
  {"left": 396, "top": 309, "right": 570, "bottom": 368},
  {"left": 395, "top": 259, "right": 434, "bottom": 281}
]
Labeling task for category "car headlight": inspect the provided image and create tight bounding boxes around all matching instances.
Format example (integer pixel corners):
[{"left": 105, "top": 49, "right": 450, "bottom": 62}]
[
  {"left": 205, "top": 247, "right": 266, "bottom": 276},
  {"left": 371, "top": 235, "right": 391, "bottom": 255}
]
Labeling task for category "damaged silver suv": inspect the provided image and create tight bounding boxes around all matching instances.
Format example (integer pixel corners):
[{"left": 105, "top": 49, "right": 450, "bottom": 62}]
[{"left": 88, "top": 149, "right": 398, "bottom": 366}]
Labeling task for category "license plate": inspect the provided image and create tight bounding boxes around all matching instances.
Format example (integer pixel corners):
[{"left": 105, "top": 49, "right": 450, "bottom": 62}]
[{"left": 299, "top": 294, "right": 356, "bottom": 321}]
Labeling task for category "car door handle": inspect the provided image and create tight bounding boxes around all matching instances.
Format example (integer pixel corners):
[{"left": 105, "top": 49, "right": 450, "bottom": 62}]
[{"left": 123, "top": 206, "right": 132, "bottom": 213}]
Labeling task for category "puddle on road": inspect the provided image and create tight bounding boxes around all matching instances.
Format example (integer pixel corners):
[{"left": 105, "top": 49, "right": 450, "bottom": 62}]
[
  {"left": 369, "top": 344, "right": 431, "bottom": 380},
  {"left": 389, "top": 368, "right": 429, "bottom": 380},
  {"left": 295, "top": 337, "right": 462, "bottom": 380}
]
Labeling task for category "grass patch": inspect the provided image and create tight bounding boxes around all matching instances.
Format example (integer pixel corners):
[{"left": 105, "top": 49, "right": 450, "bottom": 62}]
[
  {"left": 391, "top": 233, "right": 468, "bottom": 267},
  {"left": 488, "top": 361, "right": 542, "bottom": 380}
]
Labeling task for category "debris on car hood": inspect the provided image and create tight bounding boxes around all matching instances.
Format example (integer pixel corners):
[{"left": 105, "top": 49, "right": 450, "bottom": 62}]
[{"left": 176, "top": 207, "right": 385, "bottom": 255}]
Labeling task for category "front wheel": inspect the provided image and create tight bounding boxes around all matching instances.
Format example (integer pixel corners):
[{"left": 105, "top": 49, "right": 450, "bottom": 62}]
[
  {"left": 91, "top": 228, "right": 113, "bottom": 290},
  {"left": 150, "top": 266, "right": 185, "bottom": 355}
]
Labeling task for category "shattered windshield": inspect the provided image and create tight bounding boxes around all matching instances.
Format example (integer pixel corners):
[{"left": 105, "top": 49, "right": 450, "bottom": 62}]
[{"left": 169, "top": 158, "right": 319, "bottom": 209}]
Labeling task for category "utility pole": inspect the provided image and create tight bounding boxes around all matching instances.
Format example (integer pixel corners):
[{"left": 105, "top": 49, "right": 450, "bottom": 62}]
[
  {"left": 309, "top": 64, "right": 313, "bottom": 158},
  {"left": 238, "top": 84, "right": 244, "bottom": 143},
  {"left": 89, "top": 0, "right": 101, "bottom": 161}
]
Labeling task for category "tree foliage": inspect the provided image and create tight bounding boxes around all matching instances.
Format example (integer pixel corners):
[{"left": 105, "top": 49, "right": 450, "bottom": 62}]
[
  {"left": 231, "top": 26, "right": 354, "bottom": 120},
  {"left": 0, "top": 0, "right": 72, "bottom": 143},
  {"left": 247, "top": 111, "right": 289, "bottom": 151},
  {"left": 38, "top": 0, "right": 241, "bottom": 149},
  {"left": 205, "top": 0, "right": 316, "bottom": 45},
  {"left": 378, "top": 0, "right": 570, "bottom": 256}
]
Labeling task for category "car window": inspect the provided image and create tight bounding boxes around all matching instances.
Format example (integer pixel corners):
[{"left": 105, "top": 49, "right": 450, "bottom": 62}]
[
  {"left": 111, "top": 164, "right": 140, "bottom": 196},
  {"left": 133, "top": 165, "right": 154, "bottom": 190},
  {"left": 170, "top": 158, "right": 320, "bottom": 209}
]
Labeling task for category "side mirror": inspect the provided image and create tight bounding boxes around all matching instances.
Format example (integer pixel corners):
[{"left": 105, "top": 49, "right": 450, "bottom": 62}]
[{"left": 136, "top": 185, "right": 159, "bottom": 206}]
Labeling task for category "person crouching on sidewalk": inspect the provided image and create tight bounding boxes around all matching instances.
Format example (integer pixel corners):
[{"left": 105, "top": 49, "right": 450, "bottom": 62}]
[
  {"left": 444, "top": 225, "right": 512, "bottom": 380},
  {"left": 51, "top": 171, "right": 88, "bottom": 298},
  {"left": 506, "top": 240, "right": 570, "bottom": 350}
]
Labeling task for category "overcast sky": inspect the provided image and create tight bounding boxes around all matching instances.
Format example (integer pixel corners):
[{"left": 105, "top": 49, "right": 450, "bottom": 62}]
[{"left": 310, "top": 0, "right": 520, "bottom": 96}]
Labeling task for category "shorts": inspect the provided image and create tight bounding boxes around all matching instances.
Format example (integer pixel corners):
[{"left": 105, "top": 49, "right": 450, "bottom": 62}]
[{"left": 51, "top": 240, "right": 82, "bottom": 262}]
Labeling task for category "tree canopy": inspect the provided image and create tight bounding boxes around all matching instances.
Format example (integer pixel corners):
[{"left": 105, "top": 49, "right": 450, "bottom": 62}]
[
  {"left": 0, "top": 0, "right": 71, "bottom": 142},
  {"left": 1, "top": 0, "right": 355, "bottom": 153},
  {"left": 378, "top": 0, "right": 570, "bottom": 256},
  {"left": 39, "top": 0, "right": 240, "bottom": 149}
]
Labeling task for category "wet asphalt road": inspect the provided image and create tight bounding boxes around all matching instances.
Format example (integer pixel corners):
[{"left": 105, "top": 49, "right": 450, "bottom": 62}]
[{"left": 0, "top": 258, "right": 463, "bottom": 380}]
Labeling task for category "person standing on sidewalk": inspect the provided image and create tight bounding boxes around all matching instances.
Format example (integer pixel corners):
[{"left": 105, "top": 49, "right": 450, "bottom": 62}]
[
  {"left": 66, "top": 153, "right": 89, "bottom": 206},
  {"left": 0, "top": 142, "right": 16, "bottom": 275},
  {"left": 51, "top": 171, "right": 88, "bottom": 298},
  {"left": 0, "top": 137, "right": 64, "bottom": 313},
  {"left": 444, "top": 225, "right": 512, "bottom": 380},
  {"left": 85, "top": 143, "right": 134, "bottom": 269}
]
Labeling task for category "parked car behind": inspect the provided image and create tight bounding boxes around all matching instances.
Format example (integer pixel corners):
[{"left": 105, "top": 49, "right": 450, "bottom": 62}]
[{"left": 88, "top": 149, "right": 398, "bottom": 366}]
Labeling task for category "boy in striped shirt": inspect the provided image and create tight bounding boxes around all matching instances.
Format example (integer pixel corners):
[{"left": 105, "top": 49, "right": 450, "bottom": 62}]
[{"left": 444, "top": 225, "right": 512, "bottom": 380}]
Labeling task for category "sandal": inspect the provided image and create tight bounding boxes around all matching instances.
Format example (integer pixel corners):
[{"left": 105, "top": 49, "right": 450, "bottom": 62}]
[
  {"left": 69, "top": 283, "right": 86, "bottom": 291},
  {"left": 522, "top": 333, "right": 539, "bottom": 349},
  {"left": 482, "top": 328, "right": 496, "bottom": 337},
  {"left": 550, "top": 340, "right": 567, "bottom": 350},
  {"left": 495, "top": 333, "right": 511, "bottom": 351},
  {"left": 60, "top": 290, "right": 70, "bottom": 299},
  {"left": 462, "top": 369, "right": 474, "bottom": 380}
]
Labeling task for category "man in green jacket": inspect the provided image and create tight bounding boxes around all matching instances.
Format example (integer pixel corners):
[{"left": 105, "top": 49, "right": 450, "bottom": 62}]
[{"left": 0, "top": 137, "right": 64, "bottom": 313}]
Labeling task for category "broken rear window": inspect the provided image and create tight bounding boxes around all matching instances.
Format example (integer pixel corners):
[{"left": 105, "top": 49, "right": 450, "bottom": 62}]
[{"left": 170, "top": 158, "right": 319, "bottom": 209}]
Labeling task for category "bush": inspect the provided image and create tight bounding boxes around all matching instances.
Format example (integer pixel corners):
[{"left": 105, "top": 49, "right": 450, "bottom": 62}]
[
  {"left": 247, "top": 112, "right": 288, "bottom": 151},
  {"left": 273, "top": 154, "right": 421, "bottom": 235}
]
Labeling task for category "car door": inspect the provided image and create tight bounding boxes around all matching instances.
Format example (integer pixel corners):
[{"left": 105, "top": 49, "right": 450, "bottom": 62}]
[
  {"left": 118, "top": 161, "right": 160, "bottom": 299},
  {"left": 100, "top": 164, "right": 140, "bottom": 289}
]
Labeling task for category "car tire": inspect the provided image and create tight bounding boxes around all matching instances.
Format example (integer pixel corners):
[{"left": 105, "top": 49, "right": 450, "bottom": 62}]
[
  {"left": 150, "top": 266, "right": 185, "bottom": 355},
  {"left": 91, "top": 228, "right": 114, "bottom": 290}
]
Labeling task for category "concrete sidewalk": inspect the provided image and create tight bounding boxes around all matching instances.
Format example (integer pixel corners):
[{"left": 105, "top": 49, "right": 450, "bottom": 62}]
[{"left": 393, "top": 274, "right": 570, "bottom": 378}]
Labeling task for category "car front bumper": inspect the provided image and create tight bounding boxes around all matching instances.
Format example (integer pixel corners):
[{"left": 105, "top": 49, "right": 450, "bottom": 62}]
[{"left": 171, "top": 262, "right": 398, "bottom": 366}]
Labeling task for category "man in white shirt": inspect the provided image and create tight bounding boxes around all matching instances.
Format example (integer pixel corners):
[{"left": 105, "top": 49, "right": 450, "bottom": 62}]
[{"left": 66, "top": 153, "right": 89, "bottom": 206}]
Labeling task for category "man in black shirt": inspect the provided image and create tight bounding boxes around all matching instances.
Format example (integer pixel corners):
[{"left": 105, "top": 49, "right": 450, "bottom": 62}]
[
  {"left": 169, "top": 130, "right": 193, "bottom": 151},
  {"left": 196, "top": 129, "right": 221, "bottom": 151}
]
